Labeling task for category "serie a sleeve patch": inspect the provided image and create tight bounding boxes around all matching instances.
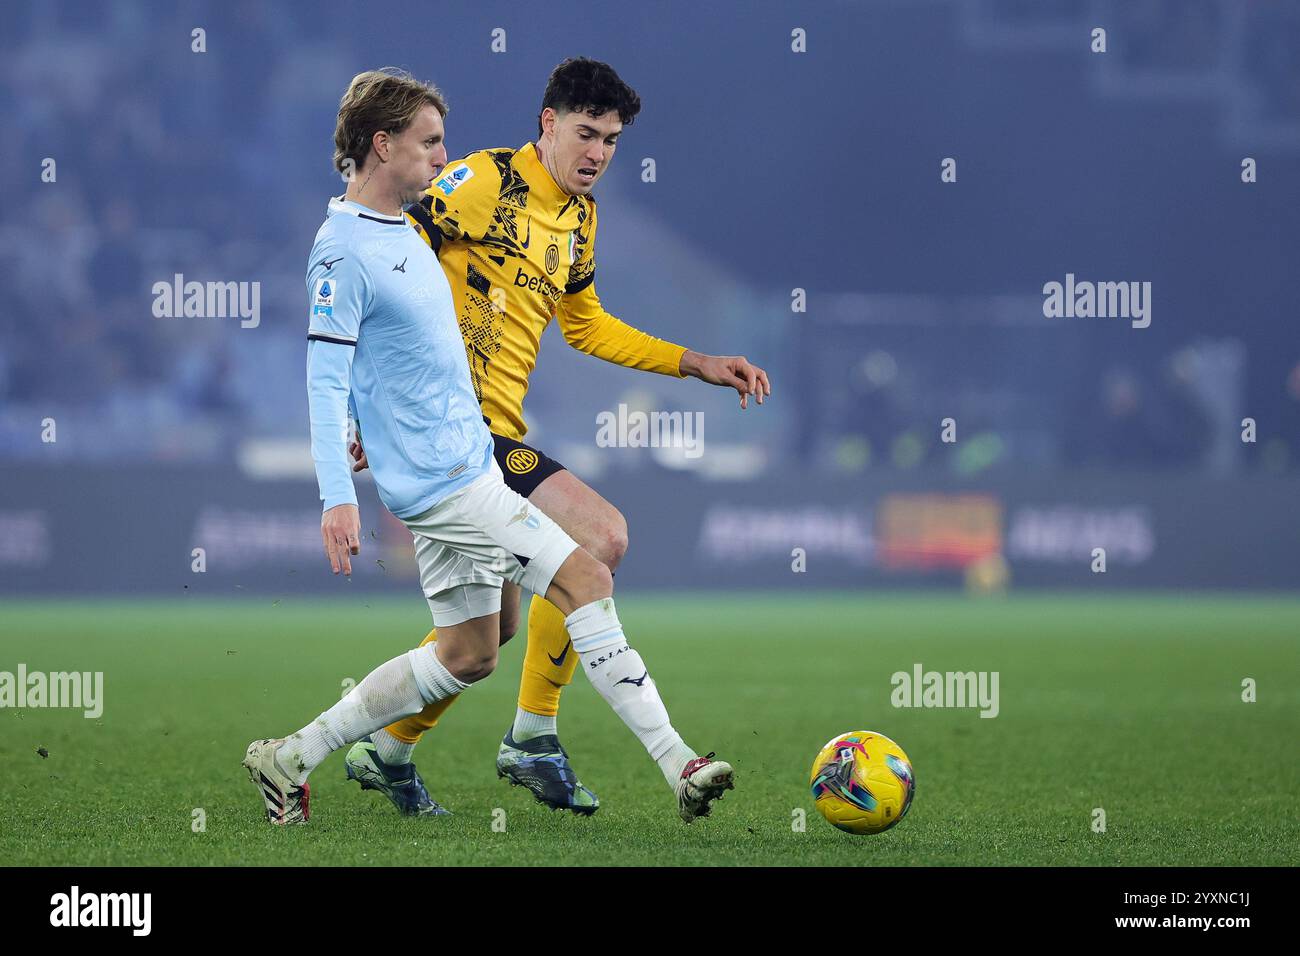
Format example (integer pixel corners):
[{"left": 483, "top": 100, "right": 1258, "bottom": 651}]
[
  {"left": 312, "top": 278, "right": 336, "bottom": 318},
  {"left": 434, "top": 163, "right": 474, "bottom": 196}
]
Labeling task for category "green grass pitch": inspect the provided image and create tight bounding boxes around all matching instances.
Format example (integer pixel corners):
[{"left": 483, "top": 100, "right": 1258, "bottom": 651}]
[{"left": 1, "top": 593, "right": 1296, "bottom": 866}]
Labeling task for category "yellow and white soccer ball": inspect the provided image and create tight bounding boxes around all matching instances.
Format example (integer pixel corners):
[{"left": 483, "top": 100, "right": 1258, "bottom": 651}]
[{"left": 809, "top": 730, "right": 915, "bottom": 834}]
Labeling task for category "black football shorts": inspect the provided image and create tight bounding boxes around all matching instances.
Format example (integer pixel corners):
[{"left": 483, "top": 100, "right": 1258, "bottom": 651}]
[{"left": 491, "top": 432, "right": 567, "bottom": 498}]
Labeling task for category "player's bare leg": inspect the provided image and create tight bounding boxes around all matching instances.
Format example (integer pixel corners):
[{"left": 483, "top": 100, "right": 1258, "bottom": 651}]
[
  {"left": 375, "top": 470, "right": 624, "bottom": 815},
  {"left": 367, "top": 472, "right": 730, "bottom": 822}
]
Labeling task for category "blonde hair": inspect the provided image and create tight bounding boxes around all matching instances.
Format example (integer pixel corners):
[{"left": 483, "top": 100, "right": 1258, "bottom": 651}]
[{"left": 333, "top": 68, "right": 448, "bottom": 174}]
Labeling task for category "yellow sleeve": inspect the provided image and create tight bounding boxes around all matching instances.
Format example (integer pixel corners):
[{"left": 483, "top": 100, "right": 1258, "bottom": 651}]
[
  {"left": 556, "top": 281, "right": 687, "bottom": 378},
  {"left": 557, "top": 201, "right": 687, "bottom": 375},
  {"left": 405, "top": 150, "right": 504, "bottom": 251}
]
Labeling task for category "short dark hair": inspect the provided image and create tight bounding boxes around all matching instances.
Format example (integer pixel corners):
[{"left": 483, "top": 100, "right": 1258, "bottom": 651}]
[{"left": 537, "top": 57, "right": 641, "bottom": 137}]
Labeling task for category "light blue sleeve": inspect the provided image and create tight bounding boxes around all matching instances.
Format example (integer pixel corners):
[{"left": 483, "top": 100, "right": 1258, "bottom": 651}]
[{"left": 306, "top": 244, "right": 371, "bottom": 511}]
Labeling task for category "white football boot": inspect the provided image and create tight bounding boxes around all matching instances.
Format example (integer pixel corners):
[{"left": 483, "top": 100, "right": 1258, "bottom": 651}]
[
  {"left": 676, "top": 752, "right": 735, "bottom": 823},
  {"left": 243, "top": 738, "right": 311, "bottom": 825}
]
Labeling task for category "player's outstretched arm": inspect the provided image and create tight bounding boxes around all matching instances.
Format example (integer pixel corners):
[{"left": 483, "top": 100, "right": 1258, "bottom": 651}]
[
  {"left": 556, "top": 282, "right": 685, "bottom": 375},
  {"left": 557, "top": 281, "right": 770, "bottom": 409}
]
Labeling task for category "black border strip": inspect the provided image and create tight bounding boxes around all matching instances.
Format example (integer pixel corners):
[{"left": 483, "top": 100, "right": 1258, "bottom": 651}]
[{"left": 307, "top": 333, "right": 357, "bottom": 347}]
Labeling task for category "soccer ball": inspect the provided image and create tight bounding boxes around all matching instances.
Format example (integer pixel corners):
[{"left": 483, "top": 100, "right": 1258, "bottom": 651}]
[{"left": 809, "top": 730, "right": 915, "bottom": 834}]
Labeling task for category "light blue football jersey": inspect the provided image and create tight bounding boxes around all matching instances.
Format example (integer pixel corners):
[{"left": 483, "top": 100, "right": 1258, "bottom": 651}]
[{"left": 305, "top": 196, "right": 492, "bottom": 519}]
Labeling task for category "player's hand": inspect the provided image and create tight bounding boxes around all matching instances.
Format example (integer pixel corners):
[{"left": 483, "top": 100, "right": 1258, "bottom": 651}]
[
  {"left": 349, "top": 437, "right": 369, "bottom": 472},
  {"left": 680, "top": 350, "right": 771, "bottom": 409},
  {"left": 321, "top": 503, "right": 361, "bottom": 576}
]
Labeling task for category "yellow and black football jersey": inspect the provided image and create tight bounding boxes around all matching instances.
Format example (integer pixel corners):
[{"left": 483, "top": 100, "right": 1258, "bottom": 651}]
[{"left": 406, "top": 142, "right": 686, "bottom": 442}]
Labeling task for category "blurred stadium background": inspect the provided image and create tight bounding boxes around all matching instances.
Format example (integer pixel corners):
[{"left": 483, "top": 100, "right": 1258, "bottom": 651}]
[{"left": 3, "top": 0, "right": 1299, "bottom": 597}]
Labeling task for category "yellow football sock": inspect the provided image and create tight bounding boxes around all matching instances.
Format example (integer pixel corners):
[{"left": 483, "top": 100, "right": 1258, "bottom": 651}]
[
  {"left": 517, "top": 596, "right": 578, "bottom": 717},
  {"left": 383, "top": 628, "right": 460, "bottom": 743}
]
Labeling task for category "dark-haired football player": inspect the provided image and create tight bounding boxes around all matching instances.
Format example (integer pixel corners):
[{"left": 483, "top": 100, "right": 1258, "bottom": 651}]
[{"left": 345, "top": 58, "right": 767, "bottom": 820}]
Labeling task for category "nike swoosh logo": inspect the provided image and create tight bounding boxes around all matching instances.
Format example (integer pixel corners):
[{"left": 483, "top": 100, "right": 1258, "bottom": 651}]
[
  {"left": 547, "top": 639, "right": 572, "bottom": 667},
  {"left": 520, "top": 216, "right": 530, "bottom": 249},
  {"left": 615, "top": 670, "right": 649, "bottom": 688},
  {"left": 319, "top": 257, "right": 344, "bottom": 270}
]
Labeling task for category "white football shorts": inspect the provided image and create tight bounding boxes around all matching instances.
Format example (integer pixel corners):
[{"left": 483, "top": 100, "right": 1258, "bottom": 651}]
[{"left": 402, "top": 459, "right": 578, "bottom": 627}]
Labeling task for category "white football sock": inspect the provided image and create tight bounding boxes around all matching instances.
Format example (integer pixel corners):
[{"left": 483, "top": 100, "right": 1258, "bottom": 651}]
[
  {"left": 659, "top": 740, "right": 699, "bottom": 785},
  {"left": 564, "top": 599, "right": 696, "bottom": 787},
  {"left": 275, "top": 644, "right": 468, "bottom": 786},
  {"left": 373, "top": 728, "right": 416, "bottom": 766},
  {"left": 512, "top": 706, "right": 557, "bottom": 742},
  {"left": 405, "top": 642, "right": 472, "bottom": 701}
]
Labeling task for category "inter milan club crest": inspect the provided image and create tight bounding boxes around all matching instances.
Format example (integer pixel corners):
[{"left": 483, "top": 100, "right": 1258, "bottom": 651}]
[{"left": 505, "top": 448, "right": 539, "bottom": 474}]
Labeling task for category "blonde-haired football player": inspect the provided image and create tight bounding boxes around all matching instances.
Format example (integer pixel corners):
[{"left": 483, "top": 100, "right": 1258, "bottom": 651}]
[{"left": 244, "top": 67, "right": 738, "bottom": 827}]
